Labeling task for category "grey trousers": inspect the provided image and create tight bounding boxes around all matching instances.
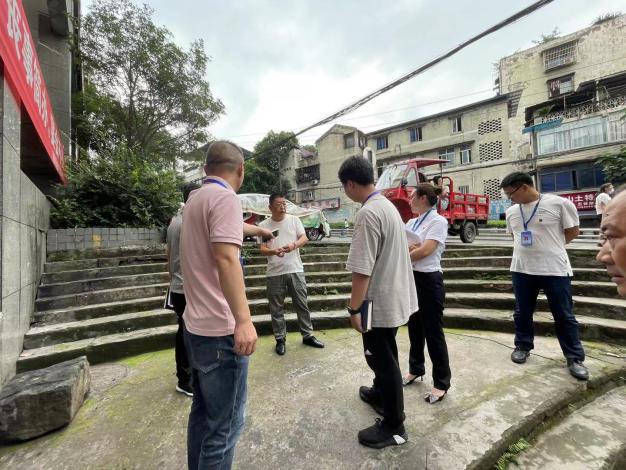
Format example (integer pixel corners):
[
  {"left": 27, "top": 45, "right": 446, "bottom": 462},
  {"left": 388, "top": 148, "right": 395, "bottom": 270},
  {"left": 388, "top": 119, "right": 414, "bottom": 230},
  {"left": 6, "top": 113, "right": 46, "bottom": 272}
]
[{"left": 266, "top": 272, "right": 314, "bottom": 341}]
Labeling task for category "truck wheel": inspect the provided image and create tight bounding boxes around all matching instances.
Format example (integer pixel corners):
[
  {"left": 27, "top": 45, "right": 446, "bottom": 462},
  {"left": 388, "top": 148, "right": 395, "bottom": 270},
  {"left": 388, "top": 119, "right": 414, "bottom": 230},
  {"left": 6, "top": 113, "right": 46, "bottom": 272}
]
[
  {"left": 460, "top": 221, "right": 477, "bottom": 243},
  {"left": 308, "top": 228, "right": 320, "bottom": 241}
]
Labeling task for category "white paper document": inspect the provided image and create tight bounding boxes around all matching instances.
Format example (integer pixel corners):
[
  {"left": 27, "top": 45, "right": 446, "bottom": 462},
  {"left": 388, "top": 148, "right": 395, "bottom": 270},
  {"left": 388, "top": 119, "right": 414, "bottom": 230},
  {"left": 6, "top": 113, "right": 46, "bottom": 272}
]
[{"left": 405, "top": 227, "right": 423, "bottom": 245}]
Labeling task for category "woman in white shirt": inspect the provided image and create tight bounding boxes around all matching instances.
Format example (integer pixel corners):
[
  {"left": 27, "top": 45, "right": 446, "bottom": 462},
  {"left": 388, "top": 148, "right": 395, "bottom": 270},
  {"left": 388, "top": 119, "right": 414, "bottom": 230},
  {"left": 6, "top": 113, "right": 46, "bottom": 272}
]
[{"left": 403, "top": 183, "right": 452, "bottom": 404}]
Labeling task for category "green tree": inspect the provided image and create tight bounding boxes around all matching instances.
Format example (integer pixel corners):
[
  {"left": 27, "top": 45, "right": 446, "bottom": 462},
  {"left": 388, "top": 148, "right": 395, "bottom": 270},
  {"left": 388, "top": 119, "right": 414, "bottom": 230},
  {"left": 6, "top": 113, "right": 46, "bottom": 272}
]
[
  {"left": 532, "top": 27, "right": 560, "bottom": 45},
  {"left": 240, "top": 131, "right": 299, "bottom": 194},
  {"left": 598, "top": 147, "right": 626, "bottom": 186},
  {"left": 50, "top": 147, "right": 182, "bottom": 228},
  {"left": 76, "top": 0, "right": 224, "bottom": 167}
]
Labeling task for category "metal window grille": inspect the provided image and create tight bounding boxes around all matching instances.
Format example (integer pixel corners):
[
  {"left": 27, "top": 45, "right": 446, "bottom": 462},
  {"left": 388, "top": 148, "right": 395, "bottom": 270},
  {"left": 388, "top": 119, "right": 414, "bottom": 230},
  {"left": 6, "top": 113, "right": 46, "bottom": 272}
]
[{"left": 543, "top": 42, "right": 577, "bottom": 70}]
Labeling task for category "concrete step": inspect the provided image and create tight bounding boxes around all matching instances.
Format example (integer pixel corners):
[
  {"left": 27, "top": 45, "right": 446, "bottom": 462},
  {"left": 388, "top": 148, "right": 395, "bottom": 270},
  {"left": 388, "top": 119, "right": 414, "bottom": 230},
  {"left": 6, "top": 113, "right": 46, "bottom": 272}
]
[
  {"left": 245, "top": 252, "right": 349, "bottom": 265},
  {"left": 244, "top": 261, "right": 346, "bottom": 276},
  {"left": 16, "top": 311, "right": 350, "bottom": 373},
  {"left": 34, "top": 297, "right": 165, "bottom": 325},
  {"left": 38, "top": 272, "right": 171, "bottom": 298},
  {"left": 440, "top": 255, "right": 602, "bottom": 269},
  {"left": 46, "top": 244, "right": 167, "bottom": 262},
  {"left": 512, "top": 385, "right": 626, "bottom": 469},
  {"left": 442, "top": 279, "right": 621, "bottom": 299},
  {"left": 44, "top": 254, "right": 167, "bottom": 273},
  {"left": 23, "top": 309, "right": 178, "bottom": 349},
  {"left": 444, "top": 292, "right": 626, "bottom": 321},
  {"left": 246, "top": 282, "right": 352, "bottom": 300},
  {"left": 442, "top": 267, "right": 610, "bottom": 282},
  {"left": 35, "top": 284, "right": 169, "bottom": 311},
  {"left": 26, "top": 302, "right": 626, "bottom": 353},
  {"left": 41, "top": 262, "right": 168, "bottom": 285},
  {"left": 443, "top": 308, "right": 626, "bottom": 345}
]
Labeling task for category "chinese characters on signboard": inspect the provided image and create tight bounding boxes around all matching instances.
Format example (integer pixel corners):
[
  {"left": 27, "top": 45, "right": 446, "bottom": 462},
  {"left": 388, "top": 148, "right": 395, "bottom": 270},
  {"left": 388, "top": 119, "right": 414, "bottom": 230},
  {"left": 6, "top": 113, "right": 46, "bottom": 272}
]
[
  {"left": 559, "top": 191, "right": 597, "bottom": 211},
  {"left": 0, "top": 0, "right": 65, "bottom": 181}
]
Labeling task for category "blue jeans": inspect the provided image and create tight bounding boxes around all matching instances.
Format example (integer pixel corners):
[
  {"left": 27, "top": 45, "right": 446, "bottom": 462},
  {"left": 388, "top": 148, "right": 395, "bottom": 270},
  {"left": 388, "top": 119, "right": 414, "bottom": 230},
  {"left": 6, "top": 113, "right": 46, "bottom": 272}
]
[
  {"left": 184, "top": 329, "right": 249, "bottom": 470},
  {"left": 511, "top": 272, "right": 585, "bottom": 361}
]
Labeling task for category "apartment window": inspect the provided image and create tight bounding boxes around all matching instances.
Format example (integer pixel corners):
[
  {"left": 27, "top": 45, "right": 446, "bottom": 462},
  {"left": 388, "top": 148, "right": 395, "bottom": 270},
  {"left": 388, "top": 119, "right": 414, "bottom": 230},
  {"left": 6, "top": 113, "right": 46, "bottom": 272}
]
[
  {"left": 451, "top": 117, "right": 462, "bottom": 133},
  {"left": 460, "top": 145, "right": 471, "bottom": 164},
  {"left": 438, "top": 147, "right": 455, "bottom": 167},
  {"left": 608, "top": 112, "right": 626, "bottom": 142},
  {"left": 547, "top": 75, "right": 574, "bottom": 98},
  {"left": 539, "top": 163, "right": 605, "bottom": 193},
  {"left": 458, "top": 185, "right": 470, "bottom": 194},
  {"left": 295, "top": 164, "right": 320, "bottom": 184},
  {"left": 536, "top": 117, "right": 605, "bottom": 155},
  {"left": 376, "top": 135, "right": 389, "bottom": 150},
  {"left": 543, "top": 41, "right": 577, "bottom": 71},
  {"left": 409, "top": 126, "right": 423, "bottom": 142},
  {"left": 344, "top": 133, "right": 355, "bottom": 149}
]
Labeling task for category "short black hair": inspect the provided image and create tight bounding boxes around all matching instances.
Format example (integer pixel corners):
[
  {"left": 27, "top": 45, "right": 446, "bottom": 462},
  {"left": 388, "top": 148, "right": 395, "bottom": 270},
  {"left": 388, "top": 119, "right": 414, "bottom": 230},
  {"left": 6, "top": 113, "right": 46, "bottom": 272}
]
[
  {"left": 183, "top": 182, "right": 200, "bottom": 203},
  {"left": 338, "top": 156, "right": 374, "bottom": 186},
  {"left": 599, "top": 182, "right": 613, "bottom": 193},
  {"left": 269, "top": 193, "right": 285, "bottom": 206},
  {"left": 501, "top": 172, "right": 534, "bottom": 189}
]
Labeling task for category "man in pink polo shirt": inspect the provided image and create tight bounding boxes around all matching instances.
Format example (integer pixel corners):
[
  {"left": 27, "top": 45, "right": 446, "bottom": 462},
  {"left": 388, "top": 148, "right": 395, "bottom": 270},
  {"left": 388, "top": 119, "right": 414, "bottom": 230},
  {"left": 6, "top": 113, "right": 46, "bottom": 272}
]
[{"left": 181, "top": 140, "right": 271, "bottom": 470}]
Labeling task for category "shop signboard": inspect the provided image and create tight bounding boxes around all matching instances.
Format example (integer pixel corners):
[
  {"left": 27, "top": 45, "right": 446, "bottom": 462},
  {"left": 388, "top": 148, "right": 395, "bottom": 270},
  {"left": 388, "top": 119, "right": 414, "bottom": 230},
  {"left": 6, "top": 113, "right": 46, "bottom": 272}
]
[
  {"left": 0, "top": 0, "right": 65, "bottom": 182},
  {"left": 559, "top": 190, "right": 597, "bottom": 211}
]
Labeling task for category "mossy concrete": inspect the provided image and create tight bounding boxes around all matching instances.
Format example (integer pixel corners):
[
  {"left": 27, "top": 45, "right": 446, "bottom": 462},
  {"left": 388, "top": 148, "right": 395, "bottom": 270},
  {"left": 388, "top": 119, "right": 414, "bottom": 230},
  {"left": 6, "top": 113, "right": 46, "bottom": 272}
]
[{"left": 2, "top": 329, "right": 624, "bottom": 469}]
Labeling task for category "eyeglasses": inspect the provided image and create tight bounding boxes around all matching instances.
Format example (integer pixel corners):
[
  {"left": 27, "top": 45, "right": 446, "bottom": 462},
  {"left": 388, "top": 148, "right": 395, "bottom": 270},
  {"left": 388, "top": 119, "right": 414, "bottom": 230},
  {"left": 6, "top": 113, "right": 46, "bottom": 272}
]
[
  {"left": 503, "top": 185, "right": 523, "bottom": 199},
  {"left": 272, "top": 202, "right": 287, "bottom": 208}
]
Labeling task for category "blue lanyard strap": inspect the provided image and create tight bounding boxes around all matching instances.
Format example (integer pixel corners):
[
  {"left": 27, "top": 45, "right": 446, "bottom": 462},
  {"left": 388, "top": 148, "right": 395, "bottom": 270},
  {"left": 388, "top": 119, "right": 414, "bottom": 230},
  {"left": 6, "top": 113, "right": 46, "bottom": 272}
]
[
  {"left": 519, "top": 196, "right": 541, "bottom": 230},
  {"left": 363, "top": 190, "right": 380, "bottom": 205},
  {"left": 203, "top": 177, "right": 228, "bottom": 189},
  {"left": 412, "top": 209, "right": 434, "bottom": 231}
]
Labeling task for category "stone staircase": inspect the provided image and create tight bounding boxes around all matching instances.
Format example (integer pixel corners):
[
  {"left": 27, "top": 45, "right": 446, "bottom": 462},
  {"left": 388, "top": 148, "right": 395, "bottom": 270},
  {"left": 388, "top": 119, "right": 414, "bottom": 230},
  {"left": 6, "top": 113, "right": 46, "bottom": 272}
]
[{"left": 17, "top": 242, "right": 626, "bottom": 373}]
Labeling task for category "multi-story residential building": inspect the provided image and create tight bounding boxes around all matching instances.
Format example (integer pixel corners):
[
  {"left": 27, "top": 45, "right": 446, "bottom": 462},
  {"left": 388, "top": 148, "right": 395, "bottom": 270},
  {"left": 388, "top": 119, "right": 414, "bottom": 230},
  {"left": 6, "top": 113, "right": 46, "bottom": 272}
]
[
  {"left": 284, "top": 124, "right": 367, "bottom": 221},
  {"left": 498, "top": 14, "right": 626, "bottom": 217},
  {"left": 295, "top": 14, "right": 626, "bottom": 222},
  {"left": 367, "top": 94, "right": 516, "bottom": 204}
]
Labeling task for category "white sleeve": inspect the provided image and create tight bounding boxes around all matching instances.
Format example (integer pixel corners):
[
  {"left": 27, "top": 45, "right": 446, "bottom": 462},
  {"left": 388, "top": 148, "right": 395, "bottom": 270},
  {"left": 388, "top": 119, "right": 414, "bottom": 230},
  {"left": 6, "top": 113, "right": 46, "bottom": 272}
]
[
  {"left": 295, "top": 216, "right": 306, "bottom": 237},
  {"left": 561, "top": 198, "right": 580, "bottom": 229}
]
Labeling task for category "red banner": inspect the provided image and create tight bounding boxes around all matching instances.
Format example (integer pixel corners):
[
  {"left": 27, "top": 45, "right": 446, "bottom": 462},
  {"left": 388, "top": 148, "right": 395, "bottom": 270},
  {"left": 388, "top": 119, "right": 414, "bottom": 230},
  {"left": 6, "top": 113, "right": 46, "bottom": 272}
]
[
  {"left": 0, "top": 0, "right": 65, "bottom": 182},
  {"left": 560, "top": 191, "right": 597, "bottom": 211}
]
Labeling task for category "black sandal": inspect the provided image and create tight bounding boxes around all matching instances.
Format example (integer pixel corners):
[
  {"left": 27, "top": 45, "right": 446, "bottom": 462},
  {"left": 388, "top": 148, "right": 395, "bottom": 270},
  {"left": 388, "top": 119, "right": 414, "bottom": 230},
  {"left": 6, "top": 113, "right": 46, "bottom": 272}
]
[
  {"left": 402, "top": 374, "right": 424, "bottom": 386},
  {"left": 424, "top": 390, "right": 447, "bottom": 404}
]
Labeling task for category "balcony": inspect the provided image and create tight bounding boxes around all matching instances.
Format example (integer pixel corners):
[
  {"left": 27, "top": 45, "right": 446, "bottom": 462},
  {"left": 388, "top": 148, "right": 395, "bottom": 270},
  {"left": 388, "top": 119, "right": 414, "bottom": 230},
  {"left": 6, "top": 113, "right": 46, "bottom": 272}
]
[{"left": 295, "top": 164, "right": 320, "bottom": 184}]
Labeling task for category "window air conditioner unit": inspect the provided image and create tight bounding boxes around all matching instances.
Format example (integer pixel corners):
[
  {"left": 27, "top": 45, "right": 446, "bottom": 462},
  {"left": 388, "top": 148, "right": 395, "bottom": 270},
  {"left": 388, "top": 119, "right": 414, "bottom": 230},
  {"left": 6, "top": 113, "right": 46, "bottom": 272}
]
[{"left": 312, "top": 179, "right": 319, "bottom": 185}]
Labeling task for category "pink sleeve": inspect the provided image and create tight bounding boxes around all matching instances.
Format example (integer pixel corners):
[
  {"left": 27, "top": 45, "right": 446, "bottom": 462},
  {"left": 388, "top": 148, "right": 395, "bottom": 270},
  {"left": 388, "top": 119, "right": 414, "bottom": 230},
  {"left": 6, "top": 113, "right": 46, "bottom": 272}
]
[{"left": 210, "top": 192, "right": 244, "bottom": 246}]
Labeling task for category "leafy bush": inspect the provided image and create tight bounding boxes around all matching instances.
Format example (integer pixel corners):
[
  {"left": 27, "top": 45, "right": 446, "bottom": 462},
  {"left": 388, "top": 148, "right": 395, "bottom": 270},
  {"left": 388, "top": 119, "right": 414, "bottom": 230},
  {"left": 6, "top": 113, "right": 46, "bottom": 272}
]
[
  {"left": 598, "top": 147, "right": 626, "bottom": 186},
  {"left": 50, "top": 147, "right": 182, "bottom": 228}
]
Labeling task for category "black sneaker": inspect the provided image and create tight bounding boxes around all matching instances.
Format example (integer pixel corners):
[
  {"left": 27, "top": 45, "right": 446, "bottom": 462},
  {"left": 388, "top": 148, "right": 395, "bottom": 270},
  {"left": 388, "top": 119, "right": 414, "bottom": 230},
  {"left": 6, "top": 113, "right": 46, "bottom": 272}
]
[
  {"left": 275, "top": 339, "right": 286, "bottom": 356},
  {"left": 176, "top": 383, "right": 193, "bottom": 397},
  {"left": 567, "top": 359, "right": 589, "bottom": 381},
  {"left": 358, "top": 418, "right": 408, "bottom": 449},
  {"left": 359, "top": 386, "right": 384, "bottom": 416},
  {"left": 511, "top": 347, "right": 530, "bottom": 364}
]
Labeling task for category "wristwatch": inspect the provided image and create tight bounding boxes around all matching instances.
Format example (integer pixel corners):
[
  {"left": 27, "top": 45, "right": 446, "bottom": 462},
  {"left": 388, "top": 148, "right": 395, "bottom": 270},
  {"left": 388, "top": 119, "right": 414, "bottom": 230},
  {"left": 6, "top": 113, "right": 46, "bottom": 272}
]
[{"left": 347, "top": 306, "right": 360, "bottom": 316}]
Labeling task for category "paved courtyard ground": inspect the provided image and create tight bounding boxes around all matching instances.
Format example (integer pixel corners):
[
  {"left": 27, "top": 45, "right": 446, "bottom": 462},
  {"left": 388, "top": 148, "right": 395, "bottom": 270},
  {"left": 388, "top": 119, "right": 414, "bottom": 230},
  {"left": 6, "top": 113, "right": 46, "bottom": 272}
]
[{"left": 0, "top": 328, "right": 624, "bottom": 469}]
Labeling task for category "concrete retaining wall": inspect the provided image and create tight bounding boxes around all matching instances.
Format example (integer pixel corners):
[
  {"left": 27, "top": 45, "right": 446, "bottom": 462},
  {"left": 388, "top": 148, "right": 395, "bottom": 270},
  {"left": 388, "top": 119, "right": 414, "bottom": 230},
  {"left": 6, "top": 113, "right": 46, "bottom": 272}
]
[
  {"left": 47, "top": 228, "right": 165, "bottom": 252},
  {"left": 1, "top": 76, "right": 50, "bottom": 386}
]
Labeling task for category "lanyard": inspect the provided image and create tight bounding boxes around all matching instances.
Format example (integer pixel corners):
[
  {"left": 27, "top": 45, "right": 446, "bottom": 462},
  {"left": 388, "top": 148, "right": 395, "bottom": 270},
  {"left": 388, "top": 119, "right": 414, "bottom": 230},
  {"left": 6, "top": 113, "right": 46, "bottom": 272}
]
[
  {"left": 363, "top": 190, "right": 380, "bottom": 205},
  {"left": 412, "top": 209, "right": 434, "bottom": 231},
  {"left": 520, "top": 196, "right": 542, "bottom": 230},
  {"left": 202, "top": 177, "right": 228, "bottom": 189}
]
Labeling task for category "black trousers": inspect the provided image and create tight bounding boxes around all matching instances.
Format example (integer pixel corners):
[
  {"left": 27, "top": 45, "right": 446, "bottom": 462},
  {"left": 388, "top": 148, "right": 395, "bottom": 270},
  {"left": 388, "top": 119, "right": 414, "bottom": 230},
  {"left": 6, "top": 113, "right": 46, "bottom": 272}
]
[
  {"left": 171, "top": 291, "right": 191, "bottom": 386},
  {"left": 408, "top": 271, "right": 451, "bottom": 391},
  {"left": 362, "top": 327, "right": 404, "bottom": 427}
]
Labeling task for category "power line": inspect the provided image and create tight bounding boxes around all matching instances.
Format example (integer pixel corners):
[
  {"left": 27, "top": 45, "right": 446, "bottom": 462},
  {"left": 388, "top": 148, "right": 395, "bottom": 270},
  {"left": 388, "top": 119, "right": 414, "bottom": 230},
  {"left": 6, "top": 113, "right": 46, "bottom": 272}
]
[
  {"left": 250, "top": 0, "right": 555, "bottom": 159},
  {"left": 231, "top": 55, "right": 626, "bottom": 147}
]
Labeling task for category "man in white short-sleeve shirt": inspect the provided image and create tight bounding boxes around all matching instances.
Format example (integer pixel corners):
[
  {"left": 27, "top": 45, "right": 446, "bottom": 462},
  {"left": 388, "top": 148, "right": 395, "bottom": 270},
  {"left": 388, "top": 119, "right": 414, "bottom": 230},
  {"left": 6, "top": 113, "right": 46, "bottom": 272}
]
[
  {"left": 595, "top": 183, "right": 614, "bottom": 215},
  {"left": 340, "top": 156, "right": 418, "bottom": 450},
  {"left": 502, "top": 172, "right": 588, "bottom": 381},
  {"left": 259, "top": 194, "right": 324, "bottom": 355}
]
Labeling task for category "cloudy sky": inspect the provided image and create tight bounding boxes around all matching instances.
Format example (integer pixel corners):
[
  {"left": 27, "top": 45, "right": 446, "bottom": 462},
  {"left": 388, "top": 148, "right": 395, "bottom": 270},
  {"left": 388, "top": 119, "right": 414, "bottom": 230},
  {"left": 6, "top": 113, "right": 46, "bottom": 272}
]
[{"left": 84, "top": 0, "right": 625, "bottom": 150}]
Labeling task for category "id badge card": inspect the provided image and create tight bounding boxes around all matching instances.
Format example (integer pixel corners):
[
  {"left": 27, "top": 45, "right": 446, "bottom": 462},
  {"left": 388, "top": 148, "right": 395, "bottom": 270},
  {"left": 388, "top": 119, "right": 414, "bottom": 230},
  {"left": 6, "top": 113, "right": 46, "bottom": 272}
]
[{"left": 520, "top": 230, "right": 533, "bottom": 246}]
